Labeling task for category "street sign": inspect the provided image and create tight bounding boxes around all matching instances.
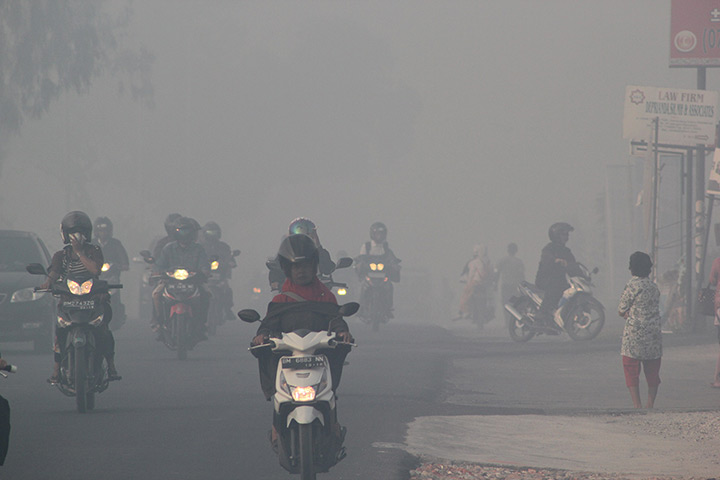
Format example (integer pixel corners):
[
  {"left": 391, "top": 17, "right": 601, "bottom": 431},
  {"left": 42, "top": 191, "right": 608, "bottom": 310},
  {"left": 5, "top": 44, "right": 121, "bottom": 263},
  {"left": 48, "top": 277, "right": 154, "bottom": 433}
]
[
  {"left": 623, "top": 85, "right": 718, "bottom": 147},
  {"left": 670, "top": 0, "right": 720, "bottom": 67}
]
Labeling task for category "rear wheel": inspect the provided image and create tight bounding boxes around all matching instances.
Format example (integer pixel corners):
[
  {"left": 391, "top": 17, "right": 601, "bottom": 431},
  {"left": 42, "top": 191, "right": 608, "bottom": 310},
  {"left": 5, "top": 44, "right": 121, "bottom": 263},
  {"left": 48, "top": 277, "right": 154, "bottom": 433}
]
[
  {"left": 508, "top": 298, "right": 536, "bottom": 343},
  {"left": 565, "top": 298, "right": 605, "bottom": 341},
  {"left": 298, "top": 423, "right": 315, "bottom": 480},
  {"left": 74, "top": 347, "right": 88, "bottom": 413}
]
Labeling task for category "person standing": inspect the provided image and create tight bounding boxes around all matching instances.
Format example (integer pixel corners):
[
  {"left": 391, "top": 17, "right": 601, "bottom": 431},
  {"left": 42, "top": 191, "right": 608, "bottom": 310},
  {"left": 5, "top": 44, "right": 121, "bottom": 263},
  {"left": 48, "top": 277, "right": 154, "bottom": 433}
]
[
  {"left": 458, "top": 244, "right": 494, "bottom": 320},
  {"left": 495, "top": 242, "right": 525, "bottom": 312},
  {"left": 618, "top": 251, "right": 662, "bottom": 409},
  {"left": 707, "top": 255, "right": 720, "bottom": 388}
]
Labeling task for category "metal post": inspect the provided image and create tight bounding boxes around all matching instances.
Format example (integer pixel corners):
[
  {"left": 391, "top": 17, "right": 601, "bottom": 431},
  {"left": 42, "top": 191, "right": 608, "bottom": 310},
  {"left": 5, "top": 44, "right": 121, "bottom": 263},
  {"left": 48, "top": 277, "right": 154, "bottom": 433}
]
[
  {"left": 651, "top": 118, "right": 660, "bottom": 281},
  {"left": 694, "top": 67, "right": 707, "bottom": 332},
  {"left": 686, "top": 147, "right": 694, "bottom": 327}
]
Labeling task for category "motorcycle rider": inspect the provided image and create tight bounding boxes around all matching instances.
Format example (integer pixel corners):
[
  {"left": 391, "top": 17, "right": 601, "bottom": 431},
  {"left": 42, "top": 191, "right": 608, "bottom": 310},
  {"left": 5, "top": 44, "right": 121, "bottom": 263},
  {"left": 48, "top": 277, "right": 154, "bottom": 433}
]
[
  {"left": 267, "top": 218, "right": 335, "bottom": 291},
  {"left": 356, "top": 222, "right": 400, "bottom": 318},
  {"left": 42, "top": 211, "right": 121, "bottom": 383},
  {"left": 251, "top": 234, "right": 353, "bottom": 448},
  {"left": 151, "top": 216, "right": 211, "bottom": 343},
  {"left": 93, "top": 217, "right": 129, "bottom": 327},
  {"left": 535, "top": 222, "right": 576, "bottom": 326},
  {"left": 152, "top": 213, "right": 182, "bottom": 260},
  {"left": 201, "top": 221, "right": 237, "bottom": 321}
]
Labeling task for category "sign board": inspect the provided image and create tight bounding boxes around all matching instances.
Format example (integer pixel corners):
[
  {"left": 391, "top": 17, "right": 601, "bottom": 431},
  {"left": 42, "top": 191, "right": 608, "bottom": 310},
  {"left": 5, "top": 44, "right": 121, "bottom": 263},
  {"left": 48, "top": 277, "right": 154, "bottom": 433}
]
[
  {"left": 623, "top": 85, "right": 718, "bottom": 147},
  {"left": 670, "top": 0, "right": 720, "bottom": 67}
]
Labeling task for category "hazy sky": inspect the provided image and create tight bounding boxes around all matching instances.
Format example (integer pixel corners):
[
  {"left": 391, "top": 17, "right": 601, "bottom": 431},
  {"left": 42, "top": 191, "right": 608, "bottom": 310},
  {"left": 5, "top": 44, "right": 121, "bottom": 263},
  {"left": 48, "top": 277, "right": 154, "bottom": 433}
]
[{"left": 1, "top": 1, "right": 716, "bottom": 311}]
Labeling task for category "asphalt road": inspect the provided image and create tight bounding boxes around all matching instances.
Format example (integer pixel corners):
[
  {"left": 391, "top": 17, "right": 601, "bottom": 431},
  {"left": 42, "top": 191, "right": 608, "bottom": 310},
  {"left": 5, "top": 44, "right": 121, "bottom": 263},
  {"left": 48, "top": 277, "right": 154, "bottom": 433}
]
[{"left": 1, "top": 312, "right": 717, "bottom": 479}]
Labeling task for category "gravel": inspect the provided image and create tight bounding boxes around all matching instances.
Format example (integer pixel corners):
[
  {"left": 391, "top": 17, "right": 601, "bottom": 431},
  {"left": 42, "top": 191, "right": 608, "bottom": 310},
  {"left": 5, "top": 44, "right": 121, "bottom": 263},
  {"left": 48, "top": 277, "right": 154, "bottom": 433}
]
[{"left": 408, "top": 411, "right": 720, "bottom": 480}]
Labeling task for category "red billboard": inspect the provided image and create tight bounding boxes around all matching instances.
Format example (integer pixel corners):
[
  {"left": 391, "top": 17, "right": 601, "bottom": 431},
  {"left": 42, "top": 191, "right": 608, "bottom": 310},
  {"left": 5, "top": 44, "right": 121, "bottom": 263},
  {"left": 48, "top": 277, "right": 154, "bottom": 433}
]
[{"left": 670, "top": 0, "right": 720, "bottom": 67}]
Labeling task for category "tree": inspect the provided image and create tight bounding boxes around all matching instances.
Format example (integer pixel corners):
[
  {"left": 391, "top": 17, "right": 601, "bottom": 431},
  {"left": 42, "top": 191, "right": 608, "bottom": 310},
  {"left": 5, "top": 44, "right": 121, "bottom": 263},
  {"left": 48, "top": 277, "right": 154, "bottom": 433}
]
[{"left": 0, "top": 0, "right": 154, "bottom": 173}]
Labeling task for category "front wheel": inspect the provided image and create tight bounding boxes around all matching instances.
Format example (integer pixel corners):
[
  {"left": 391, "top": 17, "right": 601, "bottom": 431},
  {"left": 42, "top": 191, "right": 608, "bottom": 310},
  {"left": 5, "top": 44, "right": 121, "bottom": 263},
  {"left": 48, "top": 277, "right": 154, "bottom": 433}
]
[
  {"left": 174, "top": 314, "right": 188, "bottom": 360},
  {"left": 298, "top": 423, "right": 315, "bottom": 480},
  {"left": 507, "top": 298, "right": 536, "bottom": 343},
  {"left": 74, "top": 347, "right": 88, "bottom": 413},
  {"left": 565, "top": 298, "right": 605, "bottom": 341}
]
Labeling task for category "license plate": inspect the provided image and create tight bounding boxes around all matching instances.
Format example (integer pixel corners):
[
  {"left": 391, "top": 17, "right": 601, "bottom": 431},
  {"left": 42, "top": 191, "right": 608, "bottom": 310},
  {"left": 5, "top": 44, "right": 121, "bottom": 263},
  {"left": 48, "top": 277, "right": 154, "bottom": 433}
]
[
  {"left": 63, "top": 300, "right": 95, "bottom": 310},
  {"left": 281, "top": 355, "right": 325, "bottom": 370}
]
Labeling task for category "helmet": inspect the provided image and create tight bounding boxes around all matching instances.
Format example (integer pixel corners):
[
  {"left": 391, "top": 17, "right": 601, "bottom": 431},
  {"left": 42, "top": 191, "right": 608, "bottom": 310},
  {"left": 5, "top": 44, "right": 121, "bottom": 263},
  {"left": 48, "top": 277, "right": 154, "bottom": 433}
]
[
  {"left": 370, "top": 222, "right": 387, "bottom": 243},
  {"left": 173, "top": 217, "right": 200, "bottom": 244},
  {"left": 277, "top": 234, "right": 319, "bottom": 276},
  {"left": 164, "top": 213, "right": 182, "bottom": 236},
  {"left": 203, "top": 221, "right": 222, "bottom": 241},
  {"left": 548, "top": 222, "right": 574, "bottom": 243},
  {"left": 61, "top": 211, "right": 93, "bottom": 244},
  {"left": 288, "top": 217, "right": 317, "bottom": 236},
  {"left": 94, "top": 217, "right": 113, "bottom": 237}
]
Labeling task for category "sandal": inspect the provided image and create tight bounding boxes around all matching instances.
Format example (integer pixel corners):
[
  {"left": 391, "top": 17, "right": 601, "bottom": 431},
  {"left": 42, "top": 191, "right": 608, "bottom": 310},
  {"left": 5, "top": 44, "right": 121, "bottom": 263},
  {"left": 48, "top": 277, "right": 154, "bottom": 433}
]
[
  {"left": 46, "top": 375, "right": 60, "bottom": 385},
  {"left": 107, "top": 369, "right": 122, "bottom": 381}
]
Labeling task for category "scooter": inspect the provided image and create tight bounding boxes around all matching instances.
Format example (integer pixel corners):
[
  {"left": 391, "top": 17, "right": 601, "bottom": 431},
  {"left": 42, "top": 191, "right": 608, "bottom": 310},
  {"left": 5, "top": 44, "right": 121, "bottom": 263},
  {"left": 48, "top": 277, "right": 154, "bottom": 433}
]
[
  {"left": 504, "top": 263, "right": 605, "bottom": 342},
  {"left": 239, "top": 302, "right": 358, "bottom": 480}
]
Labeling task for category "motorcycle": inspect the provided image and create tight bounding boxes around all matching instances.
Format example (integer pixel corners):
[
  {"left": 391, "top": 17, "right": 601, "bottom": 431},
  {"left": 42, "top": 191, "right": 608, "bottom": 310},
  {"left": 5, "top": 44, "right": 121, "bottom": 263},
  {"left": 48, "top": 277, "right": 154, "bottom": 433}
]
[
  {"left": 239, "top": 302, "right": 358, "bottom": 480},
  {"left": 0, "top": 361, "right": 16, "bottom": 466},
  {"left": 100, "top": 262, "right": 126, "bottom": 330},
  {"left": 504, "top": 263, "right": 605, "bottom": 342},
  {"left": 140, "top": 251, "right": 206, "bottom": 360},
  {"left": 206, "top": 249, "right": 241, "bottom": 335},
  {"left": 27, "top": 263, "right": 121, "bottom": 413},
  {"left": 355, "top": 255, "right": 400, "bottom": 331},
  {"left": 319, "top": 256, "right": 353, "bottom": 299}
]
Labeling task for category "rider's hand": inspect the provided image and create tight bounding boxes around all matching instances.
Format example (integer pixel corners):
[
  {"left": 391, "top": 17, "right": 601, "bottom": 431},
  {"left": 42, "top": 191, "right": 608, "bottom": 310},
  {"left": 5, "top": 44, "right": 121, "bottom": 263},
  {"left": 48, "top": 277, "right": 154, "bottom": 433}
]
[
  {"left": 336, "top": 331, "right": 353, "bottom": 343},
  {"left": 555, "top": 258, "right": 568, "bottom": 267},
  {"left": 252, "top": 334, "right": 269, "bottom": 346}
]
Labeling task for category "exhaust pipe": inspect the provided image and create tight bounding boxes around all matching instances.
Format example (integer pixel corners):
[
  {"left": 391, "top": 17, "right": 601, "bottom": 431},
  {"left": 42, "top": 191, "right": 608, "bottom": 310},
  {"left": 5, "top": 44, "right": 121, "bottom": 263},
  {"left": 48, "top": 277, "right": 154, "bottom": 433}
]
[{"left": 504, "top": 304, "right": 523, "bottom": 321}]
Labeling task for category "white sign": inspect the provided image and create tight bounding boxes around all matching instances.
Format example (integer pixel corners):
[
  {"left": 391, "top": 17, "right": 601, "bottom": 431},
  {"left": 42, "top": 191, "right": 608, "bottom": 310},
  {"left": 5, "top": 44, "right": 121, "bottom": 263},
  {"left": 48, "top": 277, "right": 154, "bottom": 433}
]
[{"left": 623, "top": 85, "right": 718, "bottom": 147}]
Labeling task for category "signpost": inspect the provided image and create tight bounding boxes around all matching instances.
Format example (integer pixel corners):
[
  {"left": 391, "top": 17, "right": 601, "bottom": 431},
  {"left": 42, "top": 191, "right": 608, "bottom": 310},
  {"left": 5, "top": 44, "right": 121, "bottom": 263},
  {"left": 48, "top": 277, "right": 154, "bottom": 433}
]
[{"left": 670, "top": 0, "right": 720, "bottom": 67}]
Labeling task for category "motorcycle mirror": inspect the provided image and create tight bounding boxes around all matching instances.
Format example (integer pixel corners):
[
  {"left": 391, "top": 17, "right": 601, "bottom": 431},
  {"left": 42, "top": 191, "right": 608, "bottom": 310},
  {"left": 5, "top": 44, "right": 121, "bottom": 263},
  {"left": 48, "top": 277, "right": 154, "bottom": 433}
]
[
  {"left": 335, "top": 257, "right": 353, "bottom": 269},
  {"left": 238, "top": 309, "right": 261, "bottom": 323},
  {"left": 338, "top": 302, "right": 360, "bottom": 317},
  {"left": 592, "top": 267, "right": 599, "bottom": 274},
  {"left": 26, "top": 263, "right": 48, "bottom": 276},
  {"left": 232, "top": 249, "right": 241, "bottom": 257}
]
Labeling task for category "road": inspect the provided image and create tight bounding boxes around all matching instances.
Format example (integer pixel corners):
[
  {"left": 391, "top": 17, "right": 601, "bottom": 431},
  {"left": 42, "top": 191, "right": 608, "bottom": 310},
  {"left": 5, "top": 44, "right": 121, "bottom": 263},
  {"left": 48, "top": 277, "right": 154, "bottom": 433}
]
[{"left": 1, "top": 313, "right": 717, "bottom": 479}]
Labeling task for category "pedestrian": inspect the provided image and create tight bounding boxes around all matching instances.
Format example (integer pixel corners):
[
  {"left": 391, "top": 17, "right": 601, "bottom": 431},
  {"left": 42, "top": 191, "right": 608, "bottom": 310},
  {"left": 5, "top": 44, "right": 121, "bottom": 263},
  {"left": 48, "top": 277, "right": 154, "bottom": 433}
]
[
  {"left": 495, "top": 242, "right": 525, "bottom": 313},
  {"left": 458, "top": 244, "right": 494, "bottom": 321},
  {"left": 618, "top": 251, "right": 662, "bottom": 408},
  {"left": 707, "top": 255, "right": 720, "bottom": 388}
]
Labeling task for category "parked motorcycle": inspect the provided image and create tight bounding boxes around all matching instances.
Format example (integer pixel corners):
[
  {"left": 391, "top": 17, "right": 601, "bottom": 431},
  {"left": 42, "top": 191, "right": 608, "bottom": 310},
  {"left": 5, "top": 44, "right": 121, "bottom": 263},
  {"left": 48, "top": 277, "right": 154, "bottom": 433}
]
[
  {"left": 355, "top": 255, "right": 400, "bottom": 331},
  {"left": 140, "top": 251, "right": 205, "bottom": 360},
  {"left": 27, "top": 263, "right": 121, "bottom": 413},
  {"left": 239, "top": 302, "right": 359, "bottom": 480},
  {"left": 504, "top": 263, "right": 605, "bottom": 342},
  {"left": 100, "top": 262, "right": 126, "bottom": 330},
  {"left": 206, "top": 249, "right": 240, "bottom": 336}
]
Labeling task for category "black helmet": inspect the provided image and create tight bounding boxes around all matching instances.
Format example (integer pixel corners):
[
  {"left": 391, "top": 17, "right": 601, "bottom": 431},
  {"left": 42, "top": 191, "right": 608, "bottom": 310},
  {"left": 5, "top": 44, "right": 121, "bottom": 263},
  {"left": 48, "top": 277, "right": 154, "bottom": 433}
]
[
  {"left": 370, "top": 222, "right": 387, "bottom": 243},
  {"left": 164, "top": 213, "right": 182, "bottom": 236},
  {"left": 173, "top": 217, "right": 200, "bottom": 244},
  {"left": 203, "top": 221, "right": 221, "bottom": 241},
  {"left": 94, "top": 217, "right": 113, "bottom": 237},
  {"left": 548, "top": 222, "right": 574, "bottom": 243},
  {"left": 277, "top": 234, "right": 319, "bottom": 276},
  {"left": 288, "top": 217, "right": 317, "bottom": 236},
  {"left": 61, "top": 211, "right": 93, "bottom": 244}
]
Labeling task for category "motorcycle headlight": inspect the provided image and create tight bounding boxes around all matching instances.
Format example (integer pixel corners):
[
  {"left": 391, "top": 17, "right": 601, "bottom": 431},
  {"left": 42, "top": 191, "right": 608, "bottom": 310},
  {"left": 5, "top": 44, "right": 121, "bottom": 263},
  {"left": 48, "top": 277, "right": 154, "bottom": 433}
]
[
  {"left": 337, "top": 288, "right": 347, "bottom": 296},
  {"left": 10, "top": 287, "right": 46, "bottom": 302},
  {"left": 370, "top": 263, "right": 377, "bottom": 271},
  {"left": 253, "top": 287, "right": 262, "bottom": 294},
  {"left": 101, "top": 263, "right": 111, "bottom": 272},
  {"left": 291, "top": 386, "right": 316, "bottom": 403},
  {"left": 67, "top": 279, "right": 93, "bottom": 295},
  {"left": 377, "top": 263, "right": 384, "bottom": 271},
  {"left": 210, "top": 261, "right": 219, "bottom": 271},
  {"left": 170, "top": 269, "right": 189, "bottom": 281}
]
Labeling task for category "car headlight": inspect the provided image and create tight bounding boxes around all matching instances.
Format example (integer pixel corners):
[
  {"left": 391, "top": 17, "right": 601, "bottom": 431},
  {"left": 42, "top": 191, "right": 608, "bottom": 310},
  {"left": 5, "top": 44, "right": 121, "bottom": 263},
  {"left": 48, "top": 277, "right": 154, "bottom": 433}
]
[
  {"left": 10, "top": 287, "right": 46, "bottom": 302},
  {"left": 170, "top": 269, "right": 189, "bottom": 281},
  {"left": 67, "top": 279, "right": 93, "bottom": 295},
  {"left": 377, "top": 263, "right": 384, "bottom": 271},
  {"left": 210, "top": 261, "right": 219, "bottom": 271}
]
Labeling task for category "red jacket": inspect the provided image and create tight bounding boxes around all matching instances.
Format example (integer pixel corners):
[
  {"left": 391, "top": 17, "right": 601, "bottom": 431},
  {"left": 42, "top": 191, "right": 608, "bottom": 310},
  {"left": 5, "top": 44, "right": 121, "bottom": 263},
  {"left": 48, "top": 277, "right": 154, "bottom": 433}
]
[{"left": 272, "top": 277, "right": 337, "bottom": 304}]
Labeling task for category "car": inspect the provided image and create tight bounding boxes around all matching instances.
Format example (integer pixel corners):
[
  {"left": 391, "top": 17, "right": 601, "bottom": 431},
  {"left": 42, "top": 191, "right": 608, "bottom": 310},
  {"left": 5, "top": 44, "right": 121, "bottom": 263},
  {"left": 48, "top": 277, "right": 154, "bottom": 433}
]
[{"left": 0, "top": 230, "right": 55, "bottom": 353}]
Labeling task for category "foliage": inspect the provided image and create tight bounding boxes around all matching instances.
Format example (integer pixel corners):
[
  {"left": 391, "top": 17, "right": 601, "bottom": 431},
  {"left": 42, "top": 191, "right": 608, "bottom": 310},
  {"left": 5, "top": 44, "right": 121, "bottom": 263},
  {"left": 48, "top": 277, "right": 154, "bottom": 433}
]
[{"left": 0, "top": 0, "right": 154, "bottom": 135}]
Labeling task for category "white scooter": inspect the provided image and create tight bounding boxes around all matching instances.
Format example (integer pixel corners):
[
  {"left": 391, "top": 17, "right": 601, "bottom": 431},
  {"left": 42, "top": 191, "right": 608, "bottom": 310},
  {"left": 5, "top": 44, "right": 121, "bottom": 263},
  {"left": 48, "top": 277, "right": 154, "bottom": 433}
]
[{"left": 239, "top": 302, "right": 358, "bottom": 480}]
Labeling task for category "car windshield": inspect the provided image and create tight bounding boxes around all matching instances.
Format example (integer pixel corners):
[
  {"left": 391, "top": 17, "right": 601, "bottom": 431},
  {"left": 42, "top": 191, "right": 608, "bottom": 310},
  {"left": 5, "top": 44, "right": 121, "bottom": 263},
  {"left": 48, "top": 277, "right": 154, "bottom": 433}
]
[{"left": 0, "top": 236, "right": 45, "bottom": 272}]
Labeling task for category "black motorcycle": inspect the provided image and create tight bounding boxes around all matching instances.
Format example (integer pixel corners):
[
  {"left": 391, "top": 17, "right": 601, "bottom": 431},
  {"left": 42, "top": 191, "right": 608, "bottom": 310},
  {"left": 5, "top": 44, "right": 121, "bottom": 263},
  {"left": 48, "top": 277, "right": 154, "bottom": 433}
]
[
  {"left": 206, "top": 249, "right": 240, "bottom": 336},
  {"left": 27, "top": 263, "right": 121, "bottom": 413},
  {"left": 100, "top": 261, "right": 126, "bottom": 330},
  {"left": 355, "top": 254, "right": 400, "bottom": 331}
]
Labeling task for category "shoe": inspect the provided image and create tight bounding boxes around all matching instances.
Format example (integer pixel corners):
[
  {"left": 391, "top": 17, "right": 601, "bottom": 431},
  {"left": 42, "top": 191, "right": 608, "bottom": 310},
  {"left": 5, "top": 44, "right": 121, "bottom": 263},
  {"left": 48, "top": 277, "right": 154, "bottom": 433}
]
[
  {"left": 47, "top": 374, "right": 60, "bottom": 385},
  {"left": 107, "top": 368, "right": 122, "bottom": 381},
  {"left": 269, "top": 428, "right": 279, "bottom": 454}
]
